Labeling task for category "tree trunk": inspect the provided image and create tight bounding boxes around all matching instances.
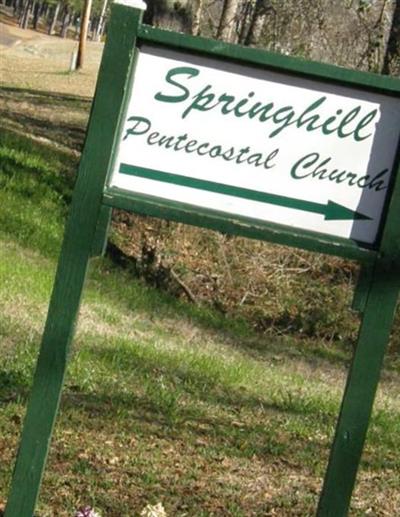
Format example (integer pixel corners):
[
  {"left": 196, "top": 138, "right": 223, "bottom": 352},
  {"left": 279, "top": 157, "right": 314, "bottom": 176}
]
[
  {"left": 18, "top": 0, "right": 26, "bottom": 27},
  {"left": 60, "top": 6, "right": 71, "bottom": 38},
  {"left": 41, "top": 1, "right": 48, "bottom": 17},
  {"left": 94, "top": 0, "right": 108, "bottom": 41},
  {"left": 24, "top": 0, "right": 33, "bottom": 28},
  {"left": 91, "top": 16, "right": 99, "bottom": 40},
  {"left": 217, "top": 0, "right": 240, "bottom": 42},
  {"left": 73, "top": 13, "right": 80, "bottom": 39},
  {"left": 244, "top": 0, "right": 272, "bottom": 46},
  {"left": 382, "top": 0, "right": 400, "bottom": 75},
  {"left": 237, "top": 1, "right": 253, "bottom": 44},
  {"left": 76, "top": 0, "right": 93, "bottom": 69},
  {"left": 143, "top": 0, "right": 155, "bottom": 25},
  {"left": 48, "top": 1, "right": 61, "bottom": 35},
  {"left": 191, "top": 0, "right": 204, "bottom": 36},
  {"left": 32, "top": 1, "right": 41, "bottom": 30},
  {"left": 13, "top": 0, "right": 23, "bottom": 17},
  {"left": 89, "top": 15, "right": 96, "bottom": 38},
  {"left": 19, "top": 0, "right": 32, "bottom": 29}
]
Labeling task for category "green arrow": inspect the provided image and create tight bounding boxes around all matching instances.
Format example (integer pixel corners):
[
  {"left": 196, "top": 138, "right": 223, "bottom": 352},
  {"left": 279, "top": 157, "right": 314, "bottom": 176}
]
[{"left": 119, "top": 163, "right": 371, "bottom": 221}]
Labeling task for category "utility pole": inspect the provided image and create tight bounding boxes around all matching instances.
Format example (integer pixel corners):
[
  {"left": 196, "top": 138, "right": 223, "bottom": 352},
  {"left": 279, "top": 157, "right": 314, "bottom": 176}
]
[{"left": 76, "top": 0, "right": 93, "bottom": 69}]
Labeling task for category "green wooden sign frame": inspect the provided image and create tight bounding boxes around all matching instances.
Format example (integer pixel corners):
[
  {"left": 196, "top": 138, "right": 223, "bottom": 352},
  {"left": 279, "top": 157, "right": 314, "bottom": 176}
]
[{"left": 5, "top": 2, "right": 400, "bottom": 516}]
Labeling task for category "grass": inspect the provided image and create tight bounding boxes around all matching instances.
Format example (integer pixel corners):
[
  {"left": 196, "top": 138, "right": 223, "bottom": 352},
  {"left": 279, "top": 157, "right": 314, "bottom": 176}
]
[
  {"left": 0, "top": 128, "right": 74, "bottom": 257},
  {"left": 0, "top": 127, "right": 400, "bottom": 515}
]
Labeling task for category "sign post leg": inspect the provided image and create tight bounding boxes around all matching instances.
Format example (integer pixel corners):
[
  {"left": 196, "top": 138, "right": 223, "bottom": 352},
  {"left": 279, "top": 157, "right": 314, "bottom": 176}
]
[
  {"left": 4, "top": 215, "right": 96, "bottom": 516},
  {"left": 351, "top": 263, "right": 373, "bottom": 314},
  {"left": 4, "top": 3, "right": 145, "bottom": 515},
  {"left": 317, "top": 260, "right": 400, "bottom": 516},
  {"left": 91, "top": 205, "right": 112, "bottom": 257}
]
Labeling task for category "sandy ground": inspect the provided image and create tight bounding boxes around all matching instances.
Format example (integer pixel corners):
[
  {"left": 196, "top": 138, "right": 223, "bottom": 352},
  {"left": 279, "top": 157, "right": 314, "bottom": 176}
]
[{"left": 0, "top": 14, "right": 103, "bottom": 98}]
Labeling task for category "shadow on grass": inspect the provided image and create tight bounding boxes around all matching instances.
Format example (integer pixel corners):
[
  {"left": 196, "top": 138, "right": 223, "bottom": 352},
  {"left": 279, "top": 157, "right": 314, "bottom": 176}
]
[
  {"left": 0, "top": 369, "right": 31, "bottom": 403},
  {"left": 0, "top": 108, "right": 87, "bottom": 152},
  {"left": 0, "top": 329, "right": 335, "bottom": 465},
  {"left": 0, "top": 86, "right": 91, "bottom": 153},
  {"left": 0, "top": 131, "right": 76, "bottom": 199},
  {"left": 0, "top": 85, "right": 92, "bottom": 103},
  {"left": 58, "top": 380, "right": 328, "bottom": 466},
  {"left": 0, "top": 323, "right": 397, "bottom": 474}
]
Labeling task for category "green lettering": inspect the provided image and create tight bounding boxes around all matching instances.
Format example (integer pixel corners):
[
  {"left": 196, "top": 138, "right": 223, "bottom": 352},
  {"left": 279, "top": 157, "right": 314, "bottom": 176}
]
[
  {"left": 236, "top": 147, "right": 251, "bottom": 163},
  {"left": 295, "top": 97, "right": 326, "bottom": 132},
  {"left": 209, "top": 145, "right": 222, "bottom": 158},
  {"left": 158, "top": 135, "right": 175, "bottom": 148},
  {"left": 356, "top": 175, "right": 370, "bottom": 188},
  {"left": 269, "top": 107, "right": 295, "bottom": 137},
  {"left": 337, "top": 107, "right": 361, "bottom": 138},
  {"left": 368, "top": 168, "right": 388, "bottom": 191},
  {"left": 182, "top": 85, "right": 219, "bottom": 119},
  {"left": 123, "top": 116, "right": 151, "bottom": 140},
  {"left": 329, "top": 169, "right": 349, "bottom": 184},
  {"left": 346, "top": 172, "right": 358, "bottom": 186},
  {"left": 320, "top": 109, "right": 343, "bottom": 135},
  {"left": 233, "top": 92, "right": 256, "bottom": 117},
  {"left": 247, "top": 153, "right": 263, "bottom": 167},
  {"left": 310, "top": 158, "right": 332, "bottom": 180},
  {"left": 354, "top": 109, "right": 377, "bottom": 141},
  {"left": 147, "top": 131, "right": 160, "bottom": 145},
  {"left": 291, "top": 152, "right": 320, "bottom": 179},
  {"left": 247, "top": 102, "right": 274, "bottom": 121},
  {"left": 154, "top": 67, "right": 199, "bottom": 104},
  {"left": 222, "top": 147, "right": 236, "bottom": 161},
  {"left": 174, "top": 134, "right": 189, "bottom": 151},
  {"left": 197, "top": 143, "right": 210, "bottom": 155},
  {"left": 185, "top": 139, "right": 199, "bottom": 152},
  {"left": 263, "top": 148, "right": 279, "bottom": 169},
  {"left": 218, "top": 93, "right": 236, "bottom": 114}
]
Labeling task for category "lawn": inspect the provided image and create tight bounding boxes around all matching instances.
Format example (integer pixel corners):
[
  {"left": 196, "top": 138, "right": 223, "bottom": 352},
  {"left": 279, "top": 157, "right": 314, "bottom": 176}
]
[{"left": 0, "top": 108, "right": 400, "bottom": 516}]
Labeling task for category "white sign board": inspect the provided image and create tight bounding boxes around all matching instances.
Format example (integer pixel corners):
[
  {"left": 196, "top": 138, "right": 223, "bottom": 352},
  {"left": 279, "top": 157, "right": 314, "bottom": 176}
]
[{"left": 110, "top": 45, "right": 400, "bottom": 245}]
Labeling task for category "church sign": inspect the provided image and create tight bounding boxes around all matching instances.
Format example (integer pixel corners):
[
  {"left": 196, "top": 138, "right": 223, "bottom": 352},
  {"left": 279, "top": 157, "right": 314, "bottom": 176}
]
[
  {"left": 111, "top": 45, "right": 400, "bottom": 245},
  {"left": 5, "top": 1, "right": 400, "bottom": 516}
]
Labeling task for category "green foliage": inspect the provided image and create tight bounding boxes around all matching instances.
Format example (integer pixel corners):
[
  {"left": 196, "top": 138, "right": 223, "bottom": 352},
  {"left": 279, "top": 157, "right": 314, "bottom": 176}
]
[{"left": 0, "top": 129, "right": 76, "bottom": 257}]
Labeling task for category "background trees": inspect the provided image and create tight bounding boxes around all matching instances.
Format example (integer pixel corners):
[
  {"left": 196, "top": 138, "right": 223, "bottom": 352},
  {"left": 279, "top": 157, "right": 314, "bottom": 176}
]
[
  {"left": 2, "top": 0, "right": 398, "bottom": 76},
  {"left": 2, "top": 0, "right": 109, "bottom": 42},
  {"left": 141, "top": 0, "right": 399, "bottom": 74},
  {"left": 383, "top": 0, "right": 400, "bottom": 74}
]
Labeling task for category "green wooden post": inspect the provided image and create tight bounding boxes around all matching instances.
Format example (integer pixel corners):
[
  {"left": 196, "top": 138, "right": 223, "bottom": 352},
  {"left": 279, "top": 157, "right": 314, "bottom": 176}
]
[
  {"left": 317, "top": 261, "right": 399, "bottom": 516},
  {"left": 317, "top": 166, "right": 400, "bottom": 515},
  {"left": 351, "top": 264, "right": 374, "bottom": 314},
  {"left": 4, "top": 3, "right": 145, "bottom": 515},
  {"left": 91, "top": 205, "right": 112, "bottom": 257}
]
